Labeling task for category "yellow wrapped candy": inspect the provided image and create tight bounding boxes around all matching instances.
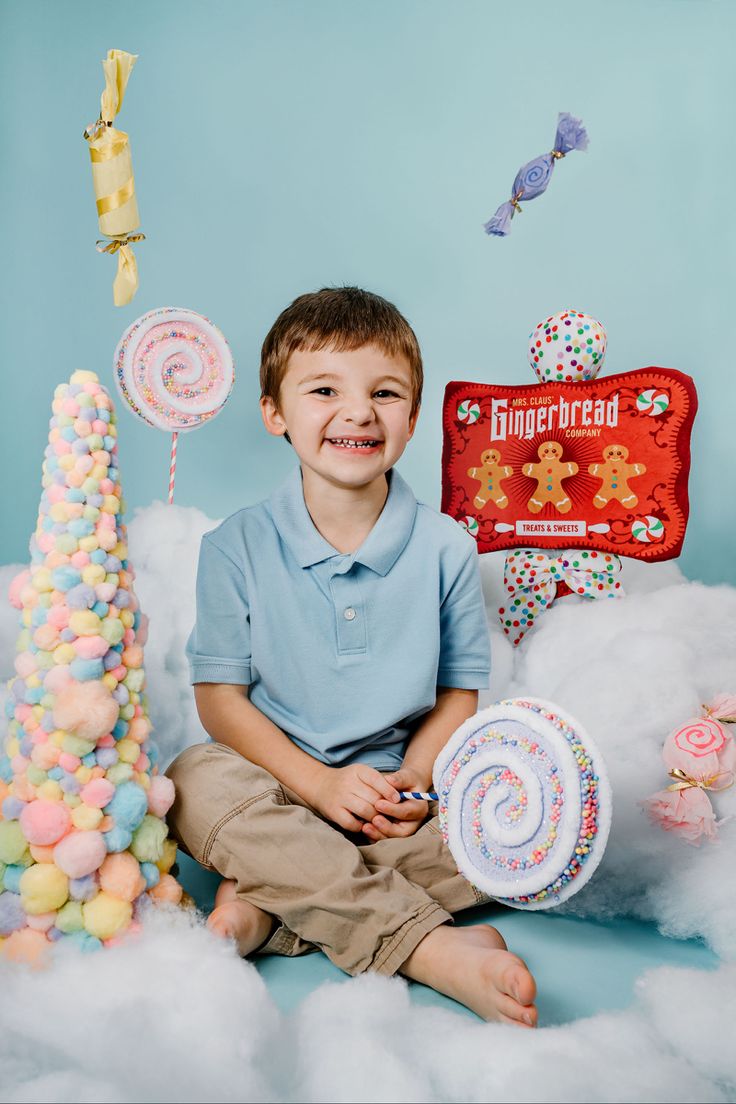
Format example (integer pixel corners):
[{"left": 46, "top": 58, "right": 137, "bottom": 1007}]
[{"left": 84, "top": 49, "right": 144, "bottom": 306}]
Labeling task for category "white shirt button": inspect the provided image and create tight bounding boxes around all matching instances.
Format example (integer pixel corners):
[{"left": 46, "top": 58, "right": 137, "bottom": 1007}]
[{"left": 343, "top": 607, "right": 357, "bottom": 621}]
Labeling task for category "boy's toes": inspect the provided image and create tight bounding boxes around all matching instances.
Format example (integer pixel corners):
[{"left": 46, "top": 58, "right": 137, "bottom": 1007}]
[{"left": 501, "top": 957, "right": 536, "bottom": 1008}]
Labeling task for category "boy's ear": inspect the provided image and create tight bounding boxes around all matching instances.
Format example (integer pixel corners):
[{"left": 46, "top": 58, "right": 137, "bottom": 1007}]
[
  {"left": 407, "top": 404, "right": 421, "bottom": 440},
  {"left": 260, "top": 395, "right": 288, "bottom": 438}
]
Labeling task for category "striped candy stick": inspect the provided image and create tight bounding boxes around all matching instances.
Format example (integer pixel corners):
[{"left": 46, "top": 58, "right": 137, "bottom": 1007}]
[
  {"left": 168, "top": 431, "right": 178, "bottom": 505},
  {"left": 399, "top": 790, "right": 438, "bottom": 801}
]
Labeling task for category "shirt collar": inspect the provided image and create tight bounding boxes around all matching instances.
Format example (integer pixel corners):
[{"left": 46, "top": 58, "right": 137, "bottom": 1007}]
[{"left": 269, "top": 466, "right": 418, "bottom": 576}]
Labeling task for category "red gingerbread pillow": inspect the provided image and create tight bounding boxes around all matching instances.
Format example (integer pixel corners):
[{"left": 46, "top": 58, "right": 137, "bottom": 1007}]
[{"left": 441, "top": 368, "right": 697, "bottom": 561}]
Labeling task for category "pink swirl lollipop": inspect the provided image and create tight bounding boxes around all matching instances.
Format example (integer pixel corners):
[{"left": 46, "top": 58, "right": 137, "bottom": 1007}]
[{"left": 114, "top": 307, "right": 235, "bottom": 501}]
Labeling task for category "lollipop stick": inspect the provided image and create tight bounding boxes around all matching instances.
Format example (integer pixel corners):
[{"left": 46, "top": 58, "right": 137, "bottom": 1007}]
[
  {"left": 168, "top": 431, "right": 178, "bottom": 505},
  {"left": 399, "top": 790, "right": 438, "bottom": 801}
]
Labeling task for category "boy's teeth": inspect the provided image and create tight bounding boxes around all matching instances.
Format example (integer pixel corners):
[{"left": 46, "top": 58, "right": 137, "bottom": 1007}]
[{"left": 330, "top": 438, "right": 378, "bottom": 448}]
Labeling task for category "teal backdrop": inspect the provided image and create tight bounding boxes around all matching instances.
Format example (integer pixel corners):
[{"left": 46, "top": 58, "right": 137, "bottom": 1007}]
[{"left": 1, "top": 0, "right": 734, "bottom": 583}]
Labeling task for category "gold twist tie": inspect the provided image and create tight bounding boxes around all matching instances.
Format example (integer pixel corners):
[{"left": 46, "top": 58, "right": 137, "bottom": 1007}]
[
  {"left": 96, "top": 233, "right": 146, "bottom": 255},
  {"left": 550, "top": 148, "right": 565, "bottom": 160},
  {"left": 667, "top": 767, "right": 735, "bottom": 793},
  {"left": 510, "top": 191, "right": 524, "bottom": 216},
  {"left": 83, "top": 117, "right": 113, "bottom": 141}
]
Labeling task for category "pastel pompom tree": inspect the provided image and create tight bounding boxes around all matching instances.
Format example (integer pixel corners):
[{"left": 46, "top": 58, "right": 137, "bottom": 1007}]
[{"left": 0, "top": 370, "right": 182, "bottom": 963}]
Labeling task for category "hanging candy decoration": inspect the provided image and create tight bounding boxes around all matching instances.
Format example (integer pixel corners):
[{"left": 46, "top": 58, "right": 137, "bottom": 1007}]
[
  {"left": 484, "top": 113, "right": 588, "bottom": 237},
  {"left": 84, "top": 49, "right": 145, "bottom": 306},
  {"left": 114, "top": 307, "right": 235, "bottom": 503},
  {"left": 433, "top": 699, "right": 612, "bottom": 910}
]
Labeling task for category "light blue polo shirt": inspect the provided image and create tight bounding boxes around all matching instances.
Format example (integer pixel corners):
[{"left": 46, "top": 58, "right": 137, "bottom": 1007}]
[{"left": 186, "top": 466, "right": 491, "bottom": 770}]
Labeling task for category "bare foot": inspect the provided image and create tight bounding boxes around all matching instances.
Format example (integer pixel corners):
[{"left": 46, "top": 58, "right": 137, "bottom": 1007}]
[
  {"left": 207, "top": 879, "right": 274, "bottom": 957},
  {"left": 400, "top": 923, "right": 538, "bottom": 1026}
]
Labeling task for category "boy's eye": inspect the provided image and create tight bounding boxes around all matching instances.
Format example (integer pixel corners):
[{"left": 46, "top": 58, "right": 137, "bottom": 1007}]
[
  {"left": 373, "top": 389, "right": 401, "bottom": 399},
  {"left": 311, "top": 387, "right": 336, "bottom": 396}
]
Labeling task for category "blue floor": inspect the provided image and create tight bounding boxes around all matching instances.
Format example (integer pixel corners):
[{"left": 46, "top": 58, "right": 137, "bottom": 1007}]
[{"left": 178, "top": 853, "right": 719, "bottom": 1026}]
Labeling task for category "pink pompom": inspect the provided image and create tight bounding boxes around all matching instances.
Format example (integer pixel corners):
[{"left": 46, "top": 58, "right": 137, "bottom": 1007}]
[
  {"left": 37, "top": 533, "right": 56, "bottom": 554},
  {"left": 137, "top": 613, "right": 149, "bottom": 646},
  {"left": 44, "top": 665, "right": 72, "bottom": 694},
  {"left": 73, "top": 635, "right": 109, "bottom": 660},
  {"left": 70, "top": 551, "right": 90, "bottom": 569},
  {"left": 53, "top": 682, "right": 119, "bottom": 742},
  {"left": 14, "top": 652, "right": 38, "bottom": 679},
  {"left": 95, "top": 583, "right": 117, "bottom": 603},
  {"left": 58, "top": 752, "right": 81, "bottom": 772},
  {"left": 33, "top": 624, "right": 59, "bottom": 651},
  {"left": 47, "top": 605, "right": 71, "bottom": 631},
  {"left": 147, "top": 775, "right": 175, "bottom": 818},
  {"left": 53, "top": 830, "right": 106, "bottom": 878},
  {"left": 99, "top": 852, "right": 146, "bottom": 902},
  {"left": 26, "top": 911, "right": 57, "bottom": 932},
  {"left": 47, "top": 484, "right": 66, "bottom": 504},
  {"left": 80, "top": 778, "right": 115, "bottom": 808},
  {"left": 20, "top": 799, "right": 72, "bottom": 846},
  {"left": 8, "top": 570, "right": 31, "bottom": 610}
]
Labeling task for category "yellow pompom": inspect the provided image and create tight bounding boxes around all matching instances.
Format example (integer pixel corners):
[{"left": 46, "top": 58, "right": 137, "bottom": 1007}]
[
  {"left": 91, "top": 462, "right": 107, "bottom": 480},
  {"left": 63, "top": 793, "right": 81, "bottom": 808},
  {"left": 75, "top": 766, "right": 93, "bottom": 785},
  {"left": 53, "top": 643, "right": 77, "bottom": 665},
  {"left": 116, "top": 739, "right": 140, "bottom": 764},
  {"left": 120, "top": 610, "right": 134, "bottom": 630},
  {"left": 50, "top": 503, "right": 70, "bottom": 524},
  {"left": 37, "top": 780, "right": 63, "bottom": 802},
  {"left": 51, "top": 730, "right": 66, "bottom": 748},
  {"left": 82, "top": 891, "right": 132, "bottom": 940},
  {"left": 31, "top": 705, "right": 45, "bottom": 722},
  {"left": 71, "top": 804, "right": 103, "bottom": 831},
  {"left": 6, "top": 737, "right": 19, "bottom": 759},
  {"left": 20, "top": 863, "right": 69, "bottom": 914},
  {"left": 69, "top": 610, "right": 102, "bottom": 637},
  {"left": 81, "top": 564, "right": 106, "bottom": 586},
  {"left": 70, "top": 370, "right": 98, "bottom": 385},
  {"left": 0, "top": 821, "right": 28, "bottom": 864},
  {"left": 58, "top": 454, "right": 75, "bottom": 472},
  {"left": 156, "top": 837, "right": 178, "bottom": 875},
  {"left": 78, "top": 536, "right": 100, "bottom": 553},
  {"left": 32, "top": 569, "right": 53, "bottom": 593},
  {"left": 102, "top": 672, "right": 119, "bottom": 691},
  {"left": 26, "top": 674, "right": 42, "bottom": 690},
  {"left": 113, "top": 542, "right": 128, "bottom": 561},
  {"left": 106, "top": 762, "right": 133, "bottom": 785}
]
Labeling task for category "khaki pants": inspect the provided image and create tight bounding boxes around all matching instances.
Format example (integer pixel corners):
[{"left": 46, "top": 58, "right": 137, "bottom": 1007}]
[{"left": 166, "top": 741, "right": 487, "bottom": 976}]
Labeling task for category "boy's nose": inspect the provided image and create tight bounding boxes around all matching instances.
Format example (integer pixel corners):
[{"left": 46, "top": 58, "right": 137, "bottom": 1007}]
[{"left": 342, "top": 397, "right": 375, "bottom": 424}]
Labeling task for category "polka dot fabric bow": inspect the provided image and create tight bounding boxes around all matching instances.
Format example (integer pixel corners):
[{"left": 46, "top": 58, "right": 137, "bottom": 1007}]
[{"left": 499, "top": 549, "right": 624, "bottom": 646}]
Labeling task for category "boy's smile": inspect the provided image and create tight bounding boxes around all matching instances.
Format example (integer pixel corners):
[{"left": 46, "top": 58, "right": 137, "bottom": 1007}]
[{"left": 260, "top": 344, "right": 419, "bottom": 497}]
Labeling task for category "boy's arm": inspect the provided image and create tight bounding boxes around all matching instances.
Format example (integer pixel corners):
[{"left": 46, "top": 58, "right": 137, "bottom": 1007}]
[
  {"left": 363, "top": 686, "right": 478, "bottom": 841},
  {"left": 194, "top": 683, "right": 401, "bottom": 832}
]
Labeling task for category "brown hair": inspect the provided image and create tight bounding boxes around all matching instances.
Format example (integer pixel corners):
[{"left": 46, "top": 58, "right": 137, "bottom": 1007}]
[{"left": 260, "top": 287, "right": 423, "bottom": 417}]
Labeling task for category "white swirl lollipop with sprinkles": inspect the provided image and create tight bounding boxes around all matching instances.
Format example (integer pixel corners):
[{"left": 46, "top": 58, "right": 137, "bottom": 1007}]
[
  {"left": 433, "top": 698, "right": 612, "bottom": 910},
  {"left": 114, "top": 307, "right": 235, "bottom": 502}
]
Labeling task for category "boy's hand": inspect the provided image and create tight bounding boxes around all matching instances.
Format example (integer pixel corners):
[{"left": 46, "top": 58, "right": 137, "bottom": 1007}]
[
  {"left": 361, "top": 767, "right": 430, "bottom": 841},
  {"left": 310, "top": 764, "right": 401, "bottom": 833}
]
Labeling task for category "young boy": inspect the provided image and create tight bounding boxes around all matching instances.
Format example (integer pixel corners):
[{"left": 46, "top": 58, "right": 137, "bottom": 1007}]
[{"left": 167, "top": 287, "right": 537, "bottom": 1026}]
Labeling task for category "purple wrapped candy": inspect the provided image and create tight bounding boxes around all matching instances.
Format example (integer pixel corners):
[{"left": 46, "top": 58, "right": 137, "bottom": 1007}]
[{"left": 484, "top": 112, "right": 588, "bottom": 237}]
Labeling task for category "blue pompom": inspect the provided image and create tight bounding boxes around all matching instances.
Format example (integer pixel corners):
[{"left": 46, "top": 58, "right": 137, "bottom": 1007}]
[
  {"left": 2, "top": 865, "right": 25, "bottom": 894},
  {"left": 104, "top": 824, "right": 133, "bottom": 853},
  {"left": 70, "top": 658, "right": 104, "bottom": 682},
  {"left": 104, "top": 781, "right": 148, "bottom": 832},
  {"left": 140, "top": 862, "right": 160, "bottom": 889},
  {"left": 51, "top": 566, "right": 82, "bottom": 592}
]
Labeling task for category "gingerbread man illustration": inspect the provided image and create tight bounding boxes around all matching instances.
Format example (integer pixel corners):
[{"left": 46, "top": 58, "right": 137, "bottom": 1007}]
[
  {"left": 467, "top": 449, "right": 513, "bottom": 511},
  {"left": 522, "top": 440, "right": 578, "bottom": 514},
  {"left": 588, "top": 444, "right": 646, "bottom": 509}
]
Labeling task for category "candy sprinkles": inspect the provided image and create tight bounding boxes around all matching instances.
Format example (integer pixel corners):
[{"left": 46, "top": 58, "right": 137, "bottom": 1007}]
[
  {"left": 114, "top": 307, "right": 235, "bottom": 503},
  {"left": 433, "top": 699, "right": 612, "bottom": 910}
]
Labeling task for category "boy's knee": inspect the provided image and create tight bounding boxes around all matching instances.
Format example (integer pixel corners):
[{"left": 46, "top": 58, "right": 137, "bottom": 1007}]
[{"left": 165, "top": 742, "right": 282, "bottom": 867}]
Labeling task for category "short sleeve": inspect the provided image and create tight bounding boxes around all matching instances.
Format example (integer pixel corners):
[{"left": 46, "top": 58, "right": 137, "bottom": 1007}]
[
  {"left": 185, "top": 534, "right": 252, "bottom": 685},
  {"left": 437, "top": 541, "right": 491, "bottom": 689}
]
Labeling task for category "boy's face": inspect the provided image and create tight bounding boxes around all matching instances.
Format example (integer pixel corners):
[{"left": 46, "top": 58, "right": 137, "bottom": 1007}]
[{"left": 260, "top": 344, "right": 419, "bottom": 493}]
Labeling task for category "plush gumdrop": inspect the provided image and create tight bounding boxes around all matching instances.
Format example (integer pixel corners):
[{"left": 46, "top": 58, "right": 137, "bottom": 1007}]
[{"left": 0, "top": 369, "right": 183, "bottom": 962}]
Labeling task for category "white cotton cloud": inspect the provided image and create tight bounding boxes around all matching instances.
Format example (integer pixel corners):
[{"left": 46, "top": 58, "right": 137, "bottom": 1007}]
[{"left": 2, "top": 506, "right": 736, "bottom": 1102}]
